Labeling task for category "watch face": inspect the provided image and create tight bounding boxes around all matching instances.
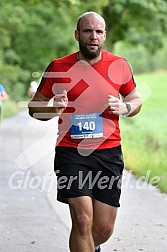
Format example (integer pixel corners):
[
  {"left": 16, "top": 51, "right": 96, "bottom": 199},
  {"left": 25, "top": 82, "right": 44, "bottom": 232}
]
[{"left": 126, "top": 103, "right": 131, "bottom": 113}]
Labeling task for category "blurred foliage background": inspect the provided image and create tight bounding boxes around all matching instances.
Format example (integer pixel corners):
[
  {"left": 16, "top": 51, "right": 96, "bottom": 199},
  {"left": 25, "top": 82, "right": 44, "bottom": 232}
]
[{"left": 0, "top": 0, "right": 167, "bottom": 100}]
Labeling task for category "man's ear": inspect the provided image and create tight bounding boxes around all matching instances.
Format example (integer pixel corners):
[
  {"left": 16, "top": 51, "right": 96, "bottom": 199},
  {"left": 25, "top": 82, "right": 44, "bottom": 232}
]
[
  {"left": 104, "top": 31, "right": 106, "bottom": 41},
  {"left": 75, "top": 30, "right": 79, "bottom": 41}
]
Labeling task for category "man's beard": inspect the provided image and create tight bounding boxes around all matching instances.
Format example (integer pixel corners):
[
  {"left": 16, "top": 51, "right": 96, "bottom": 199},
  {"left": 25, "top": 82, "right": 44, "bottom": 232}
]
[{"left": 79, "top": 40, "right": 102, "bottom": 59}]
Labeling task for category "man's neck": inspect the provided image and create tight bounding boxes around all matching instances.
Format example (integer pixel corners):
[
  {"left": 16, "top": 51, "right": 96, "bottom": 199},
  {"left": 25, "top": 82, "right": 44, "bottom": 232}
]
[{"left": 78, "top": 51, "right": 102, "bottom": 65}]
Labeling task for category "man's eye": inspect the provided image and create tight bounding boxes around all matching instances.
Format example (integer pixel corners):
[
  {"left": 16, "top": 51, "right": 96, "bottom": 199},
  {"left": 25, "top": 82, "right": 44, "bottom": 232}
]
[
  {"left": 97, "top": 30, "right": 103, "bottom": 34},
  {"left": 84, "top": 29, "right": 91, "bottom": 33}
]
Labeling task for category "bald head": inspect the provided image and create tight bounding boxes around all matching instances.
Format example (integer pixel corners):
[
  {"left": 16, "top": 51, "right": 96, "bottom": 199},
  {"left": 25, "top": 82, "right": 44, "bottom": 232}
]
[
  {"left": 75, "top": 11, "right": 106, "bottom": 61},
  {"left": 76, "top": 11, "right": 106, "bottom": 31}
]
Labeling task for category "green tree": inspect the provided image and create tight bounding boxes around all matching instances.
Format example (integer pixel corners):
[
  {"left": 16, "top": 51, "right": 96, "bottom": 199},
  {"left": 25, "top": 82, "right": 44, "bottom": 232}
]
[
  {"left": 102, "top": 0, "right": 167, "bottom": 52},
  {"left": 0, "top": 0, "right": 77, "bottom": 99}
]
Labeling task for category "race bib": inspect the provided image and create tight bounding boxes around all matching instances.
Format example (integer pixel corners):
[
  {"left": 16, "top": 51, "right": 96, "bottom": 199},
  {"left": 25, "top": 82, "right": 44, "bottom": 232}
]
[{"left": 70, "top": 113, "right": 103, "bottom": 139}]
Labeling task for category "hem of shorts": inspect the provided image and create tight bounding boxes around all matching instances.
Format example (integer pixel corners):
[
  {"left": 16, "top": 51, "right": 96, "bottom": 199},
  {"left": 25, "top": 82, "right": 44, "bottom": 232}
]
[
  {"left": 57, "top": 194, "right": 120, "bottom": 207},
  {"left": 92, "top": 195, "right": 120, "bottom": 207},
  {"left": 57, "top": 193, "right": 93, "bottom": 204}
]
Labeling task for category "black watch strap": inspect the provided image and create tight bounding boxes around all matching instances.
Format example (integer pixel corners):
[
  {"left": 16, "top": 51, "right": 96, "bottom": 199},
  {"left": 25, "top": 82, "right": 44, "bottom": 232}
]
[{"left": 123, "top": 103, "right": 131, "bottom": 115}]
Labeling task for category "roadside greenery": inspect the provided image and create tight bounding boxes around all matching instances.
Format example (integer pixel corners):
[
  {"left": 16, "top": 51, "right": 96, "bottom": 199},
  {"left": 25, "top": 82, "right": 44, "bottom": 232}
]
[
  {"left": 1, "top": 100, "right": 20, "bottom": 119},
  {"left": 113, "top": 37, "right": 167, "bottom": 73},
  {"left": 121, "top": 72, "right": 167, "bottom": 193}
]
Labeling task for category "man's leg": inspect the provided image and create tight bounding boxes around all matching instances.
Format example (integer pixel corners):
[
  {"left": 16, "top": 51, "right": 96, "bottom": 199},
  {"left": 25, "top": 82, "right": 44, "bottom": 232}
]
[
  {"left": 92, "top": 199, "right": 118, "bottom": 246},
  {"left": 68, "top": 196, "right": 95, "bottom": 252}
]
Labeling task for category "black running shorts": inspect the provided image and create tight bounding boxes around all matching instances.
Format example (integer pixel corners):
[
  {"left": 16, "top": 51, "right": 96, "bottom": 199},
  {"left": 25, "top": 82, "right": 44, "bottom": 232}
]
[{"left": 54, "top": 145, "right": 124, "bottom": 207}]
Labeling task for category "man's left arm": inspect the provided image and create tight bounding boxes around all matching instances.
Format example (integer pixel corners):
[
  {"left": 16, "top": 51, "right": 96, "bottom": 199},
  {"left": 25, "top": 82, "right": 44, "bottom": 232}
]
[{"left": 107, "top": 90, "right": 142, "bottom": 117}]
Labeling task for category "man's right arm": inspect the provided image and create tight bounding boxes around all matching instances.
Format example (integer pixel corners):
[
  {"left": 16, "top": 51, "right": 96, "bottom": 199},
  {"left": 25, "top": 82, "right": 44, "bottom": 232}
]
[{"left": 28, "top": 91, "right": 68, "bottom": 121}]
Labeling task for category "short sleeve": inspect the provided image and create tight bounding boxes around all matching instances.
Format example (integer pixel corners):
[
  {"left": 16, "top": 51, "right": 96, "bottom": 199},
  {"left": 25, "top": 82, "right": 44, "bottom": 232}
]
[
  {"left": 119, "top": 60, "right": 136, "bottom": 97},
  {"left": 37, "top": 61, "right": 56, "bottom": 99}
]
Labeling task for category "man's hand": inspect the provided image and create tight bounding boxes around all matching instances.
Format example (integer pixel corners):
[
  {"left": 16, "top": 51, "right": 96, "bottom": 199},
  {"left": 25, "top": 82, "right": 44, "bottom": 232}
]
[
  {"left": 53, "top": 90, "right": 68, "bottom": 115},
  {"left": 28, "top": 90, "right": 68, "bottom": 120},
  {"left": 106, "top": 90, "right": 142, "bottom": 117},
  {"left": 106, "top": 95, "right": 128, "bottom": 116}
]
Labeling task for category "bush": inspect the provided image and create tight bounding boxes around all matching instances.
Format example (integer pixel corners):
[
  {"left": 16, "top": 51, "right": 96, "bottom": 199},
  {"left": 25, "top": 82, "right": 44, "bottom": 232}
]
[{"left": 113, "top": 38, "right": 167, "bottom": 74}]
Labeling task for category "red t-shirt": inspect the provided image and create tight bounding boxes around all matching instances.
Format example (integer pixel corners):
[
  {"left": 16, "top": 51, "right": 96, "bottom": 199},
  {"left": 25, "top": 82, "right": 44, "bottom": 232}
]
[{"left": 38, "top": 50, "right": 136, "bottom": 150}]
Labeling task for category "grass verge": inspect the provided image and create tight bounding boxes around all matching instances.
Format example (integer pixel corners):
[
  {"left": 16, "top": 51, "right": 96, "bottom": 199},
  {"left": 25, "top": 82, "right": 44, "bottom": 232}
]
[
  {"left": 0, "top": 100, "right": 20, "bottom": 120},
  {"left": 121, "top": 72, "right": 167, "bottom": 193}
]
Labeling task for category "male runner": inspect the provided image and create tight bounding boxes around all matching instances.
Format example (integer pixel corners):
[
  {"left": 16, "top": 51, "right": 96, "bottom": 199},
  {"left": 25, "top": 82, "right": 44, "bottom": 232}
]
[{"left": 28, "top": 11, "right": 142, "bottom": 252}]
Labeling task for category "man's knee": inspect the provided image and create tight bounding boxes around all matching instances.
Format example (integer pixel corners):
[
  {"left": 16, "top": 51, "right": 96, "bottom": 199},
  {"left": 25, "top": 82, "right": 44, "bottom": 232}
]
[
  {"left": 69, "top": 196, "right": 93, "bottom": 236},
  {"left": 93, "top": 223, "right": 114, "bottom": 243},
  {"left": 73, "top": 213, "right": 92, "bottom": 235}
]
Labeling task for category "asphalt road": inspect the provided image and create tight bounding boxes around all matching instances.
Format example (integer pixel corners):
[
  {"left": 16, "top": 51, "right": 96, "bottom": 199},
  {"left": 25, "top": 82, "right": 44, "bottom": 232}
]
[{"left": 0, "top": 110, "right": 167, "bottom": 252}]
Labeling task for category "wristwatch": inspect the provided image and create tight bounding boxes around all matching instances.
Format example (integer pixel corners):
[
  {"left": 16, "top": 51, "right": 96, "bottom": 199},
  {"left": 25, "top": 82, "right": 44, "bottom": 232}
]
[{"left": 123, "top": 103, "right": 131, "bottom": 115}]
